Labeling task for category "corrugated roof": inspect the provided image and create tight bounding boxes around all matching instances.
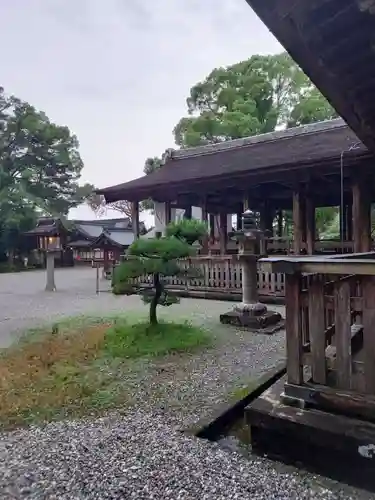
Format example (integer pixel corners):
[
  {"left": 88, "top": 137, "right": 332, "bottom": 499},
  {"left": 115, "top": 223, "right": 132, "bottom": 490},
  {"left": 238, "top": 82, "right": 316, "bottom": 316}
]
[{"left": 98, "top": 119, "right": 369, "bottom": 202}]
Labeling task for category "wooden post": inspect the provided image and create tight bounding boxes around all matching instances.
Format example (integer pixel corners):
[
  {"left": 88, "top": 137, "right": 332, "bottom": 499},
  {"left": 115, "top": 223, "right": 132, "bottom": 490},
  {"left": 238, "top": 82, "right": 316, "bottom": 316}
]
[
  {"left": 352, "top": 179, "right": 371, "bottom": 253},
  {"left": 260, "top": 202, "right": 274, "bottom": 235},
  {"left": 277, "top": 209, "right": 283, "bottom": 238},
  {"left": 236, "top": 212, "right": 242, "bottom": 231},
  {"left": 201, "top": 200, "right": 209, "bottom": 254},
  {"left": 292, "top": 189, "right": 304, "bottom": 255},
  {"left": 340, "top": 204, "right": 346, "bottom": 245},
  {"left": 285, "top": 273, "right": 303, "bottom": 384},
  {"left": 164, "top": 201, "right": 171, "bottom": 226},
  {"left": 209, "top": 213, "right": 215, "bottom": 242},
  {"left": 243, "top": 196, "right": 249, "bottom": 211},
  {"left": 131, "top": 201, "right": 140, "bottom": 239},
  {"left": 184, "top": 206, "right": 192, "bottom": 219},
  {"left": 219, "top": 213, "right": 228, "bottom": 255},
  {"left": 308, "top": 275, "right": 326, "bottom": 384},
  {"left": 347, "top": 202, "right": 353, "bottom": 243},
  {"left": 334, "top": 280, "right": 352, "bottom": 389},
  {"left": 362, "top": 276, "right": 375, "bottom": 394},
  {"left": 305, "top": 195, "right": 315, "bottom": 255}
]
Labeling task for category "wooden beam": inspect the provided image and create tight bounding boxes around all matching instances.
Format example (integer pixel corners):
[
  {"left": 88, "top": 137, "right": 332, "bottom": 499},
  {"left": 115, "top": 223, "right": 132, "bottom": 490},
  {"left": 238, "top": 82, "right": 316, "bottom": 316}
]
[
  {"left": 260, "top": 256, "right": 375, "bottom": 276},
  {"left": 284, "top": 382, "right": 375, "bottom": 423}
]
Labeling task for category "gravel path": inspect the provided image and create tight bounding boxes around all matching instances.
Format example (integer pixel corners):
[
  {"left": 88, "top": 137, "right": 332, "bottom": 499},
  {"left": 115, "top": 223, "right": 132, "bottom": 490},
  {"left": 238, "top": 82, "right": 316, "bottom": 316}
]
[
  {"left": 0, "top": 269, "right": 370, "bottom": 499},
  {"left": 0, "top": 410, "right": 368, "bottom": 500}
]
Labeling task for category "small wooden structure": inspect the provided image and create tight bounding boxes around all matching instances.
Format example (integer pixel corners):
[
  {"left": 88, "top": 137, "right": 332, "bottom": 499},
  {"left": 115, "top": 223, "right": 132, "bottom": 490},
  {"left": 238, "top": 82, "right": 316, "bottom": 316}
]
[
  {"left": 69, "top": 218, "right": 140, "bottom": 265},
  {"left": 25, "top": 217, "right": 73, "bottom": 267},
  {"left": 27, "top": 217, "right": 139, "bottom": 268},
  {"left": 246, "top": 252, "right": 375, "bottom": 488}
]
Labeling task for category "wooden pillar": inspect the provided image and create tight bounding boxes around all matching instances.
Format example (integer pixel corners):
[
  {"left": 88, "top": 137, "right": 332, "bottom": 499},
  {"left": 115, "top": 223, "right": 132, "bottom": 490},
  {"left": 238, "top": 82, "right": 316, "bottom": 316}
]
[
  {"left": 209, "top": 214, "right": 215, "bottom": 239},
  {"left": 352, "top": 179, "right": 371, "bottom": 253},
  {"left": 243, "top": 196, "right": 249, "bottom": 211},
  {"left": 277, "top": 209, "right": 283, "bottom": 238},
  {"left": 103, "top": 248, "right": 109, "bottom": 273},
  {"left": 293, "top": 189, "right": 304, "bottom": 255},
  {"left": 131, "top": 201, "right": 140, "bottom": 239},
  {"left": 346, "top": 203, "right": 353, "bottom": 243},
  {"left": 201, "top": 201, "right": 209, "bottom": 254},
  {"left": 184, "top": 206, "right": 192, "bottom": 219},
  {"left": 305, "top": 196, "right": 315, "bottom": 255},
  {"left": 219, "top": 213, "right": 228, "bottom": 255},
  {"left": 164, "top": 201, "right": 171, "bottom": 226},
  {"left": 260, "top": 202, "right": 274, "bottom": 236},
  {"left": 236, "top": 212, "right": 242, "bottom": 231}
]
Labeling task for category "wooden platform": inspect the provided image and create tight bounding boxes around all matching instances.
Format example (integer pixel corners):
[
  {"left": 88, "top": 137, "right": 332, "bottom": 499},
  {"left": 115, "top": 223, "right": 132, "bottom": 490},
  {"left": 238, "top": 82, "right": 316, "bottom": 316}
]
[{"left": 245, "top": 375, "right": 375, "bottom": 492}]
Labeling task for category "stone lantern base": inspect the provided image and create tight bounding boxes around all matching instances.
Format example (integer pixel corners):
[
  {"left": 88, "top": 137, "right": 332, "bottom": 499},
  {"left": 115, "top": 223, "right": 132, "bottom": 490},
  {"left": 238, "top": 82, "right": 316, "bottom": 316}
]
[{"left": 219, "top": 302, "right": 284, "bottom": 334}]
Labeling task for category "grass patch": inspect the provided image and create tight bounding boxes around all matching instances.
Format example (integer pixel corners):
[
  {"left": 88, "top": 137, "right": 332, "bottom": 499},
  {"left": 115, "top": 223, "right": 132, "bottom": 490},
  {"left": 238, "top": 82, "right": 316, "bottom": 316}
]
[
  {"left": 104, "top": 320, "right": 211, "bottom": 358},
  {"left": 0, "top": 317, "right": 211, "bottom": 429}
]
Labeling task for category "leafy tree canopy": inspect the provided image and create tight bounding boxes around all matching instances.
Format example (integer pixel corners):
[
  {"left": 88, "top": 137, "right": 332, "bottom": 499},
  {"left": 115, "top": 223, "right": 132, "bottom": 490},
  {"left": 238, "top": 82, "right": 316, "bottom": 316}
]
[
  {"left": 0, "top": 86, "right": 87, "bottom": 259},
  {"left": 173, "top": 52, "right": 337, "bottom": 148}
]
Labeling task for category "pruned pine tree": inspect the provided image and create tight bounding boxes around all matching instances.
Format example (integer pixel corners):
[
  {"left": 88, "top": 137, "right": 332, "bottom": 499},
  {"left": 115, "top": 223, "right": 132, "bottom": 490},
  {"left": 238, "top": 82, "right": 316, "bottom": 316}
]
[{"left": 112, "top": 219, "right": 207, "bottom": 325}]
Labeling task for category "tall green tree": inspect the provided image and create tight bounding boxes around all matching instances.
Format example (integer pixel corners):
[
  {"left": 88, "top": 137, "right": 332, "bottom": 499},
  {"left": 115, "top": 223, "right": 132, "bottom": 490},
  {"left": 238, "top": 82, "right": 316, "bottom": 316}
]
[
  {"left": 173, "top": 52, "right": 336, "bottom": 148},
  {"left": 0, "top": 87, "right": 86, "bottom": 260}
]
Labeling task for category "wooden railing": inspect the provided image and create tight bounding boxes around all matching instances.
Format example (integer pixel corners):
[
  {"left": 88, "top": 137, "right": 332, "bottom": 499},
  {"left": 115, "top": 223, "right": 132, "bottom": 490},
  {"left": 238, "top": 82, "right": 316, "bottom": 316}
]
[
  {"left": 137, "top": 256, "right": 285, "bottom": 299},
  {"left": 208, "top": 238, "right": 361, "bottom": 256},
  {"left": 260, "top": 252, "right": 375, "bottom": 421}
]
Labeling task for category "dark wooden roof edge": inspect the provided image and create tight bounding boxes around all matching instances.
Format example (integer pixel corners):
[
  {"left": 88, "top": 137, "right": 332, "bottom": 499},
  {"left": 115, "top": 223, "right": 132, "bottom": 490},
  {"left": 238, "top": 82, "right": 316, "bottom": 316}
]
[
  {"left": 97, "top": 118, "right": 355, "bottom": 197},
  {"left": 98, "top": 145, "right": 371, "bottom": 204},
  {"left": 165, "top": 118, "right": 347, "bottom": 161}
]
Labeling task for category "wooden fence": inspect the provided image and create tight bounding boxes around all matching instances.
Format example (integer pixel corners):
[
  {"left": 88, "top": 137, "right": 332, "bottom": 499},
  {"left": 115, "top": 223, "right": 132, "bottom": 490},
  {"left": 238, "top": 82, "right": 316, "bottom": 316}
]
[
  {"left": 260, "top": 252, "right": 375, "bottom": 421},
  {"left": 137, "top": 256, "right": 285, "bottom": 299}
]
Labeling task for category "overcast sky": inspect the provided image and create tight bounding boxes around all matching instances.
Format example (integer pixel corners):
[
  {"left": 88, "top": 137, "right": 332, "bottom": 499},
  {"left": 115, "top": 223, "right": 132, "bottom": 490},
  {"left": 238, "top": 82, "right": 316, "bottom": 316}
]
[{"left": 1, "top": 0, "right": 281, "bottom": 221}]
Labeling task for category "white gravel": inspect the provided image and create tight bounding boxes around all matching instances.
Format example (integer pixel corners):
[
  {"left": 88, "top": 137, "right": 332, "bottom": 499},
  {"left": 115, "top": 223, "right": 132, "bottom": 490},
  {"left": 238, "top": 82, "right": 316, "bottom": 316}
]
[
  {"left": 0, "top": 410, "right": 365, "bottom": 500},
  {"left": 0, "top": 269, "right": 370, "bottom": 499}
]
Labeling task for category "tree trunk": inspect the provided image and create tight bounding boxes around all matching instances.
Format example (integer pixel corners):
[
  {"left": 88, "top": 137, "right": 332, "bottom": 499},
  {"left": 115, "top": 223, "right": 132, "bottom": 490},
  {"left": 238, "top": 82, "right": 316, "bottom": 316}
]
[{"left": 149, "top": 272, "right": 162, "bottom": 325}]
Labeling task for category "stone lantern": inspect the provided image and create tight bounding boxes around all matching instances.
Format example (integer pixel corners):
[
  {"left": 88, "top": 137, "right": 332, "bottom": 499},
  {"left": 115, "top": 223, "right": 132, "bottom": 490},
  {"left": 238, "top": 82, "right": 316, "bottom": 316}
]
[
  {"left": 44, "top": 236, "right": 61, "bottom": 292},
  {"left": 219, "top": 209, "right": 283, "bottom": 333}
]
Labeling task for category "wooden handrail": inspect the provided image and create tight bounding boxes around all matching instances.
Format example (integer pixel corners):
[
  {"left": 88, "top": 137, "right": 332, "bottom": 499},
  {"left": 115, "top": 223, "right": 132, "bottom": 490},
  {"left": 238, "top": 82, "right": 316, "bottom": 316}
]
[{"left": 260, "top": 252, "right": 375, "bottom": 275}]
